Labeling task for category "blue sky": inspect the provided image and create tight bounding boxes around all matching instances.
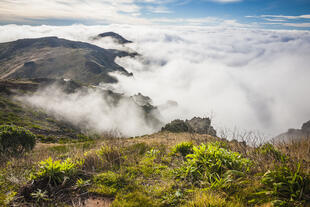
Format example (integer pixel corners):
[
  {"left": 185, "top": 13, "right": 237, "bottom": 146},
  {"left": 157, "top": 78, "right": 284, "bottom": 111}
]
[{"left": 0, "top": 0, "right": 309, "bottom": 29}]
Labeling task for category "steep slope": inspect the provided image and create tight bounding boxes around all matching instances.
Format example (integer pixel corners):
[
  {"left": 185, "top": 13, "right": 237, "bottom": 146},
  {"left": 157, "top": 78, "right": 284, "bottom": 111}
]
[{"left": 0, "top": 36, "right": 135, "bottom": 84}]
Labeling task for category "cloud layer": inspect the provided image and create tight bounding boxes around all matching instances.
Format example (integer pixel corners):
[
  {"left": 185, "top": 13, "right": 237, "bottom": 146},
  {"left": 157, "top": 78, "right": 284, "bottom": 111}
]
[{"left": 1, "top": 24, "right": 310, "bottom": 137}]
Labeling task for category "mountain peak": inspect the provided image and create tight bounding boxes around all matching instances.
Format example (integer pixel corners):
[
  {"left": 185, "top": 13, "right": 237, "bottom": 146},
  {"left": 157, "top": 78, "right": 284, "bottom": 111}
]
[{"left": 94, "top": 32, "right": 132, "bottom": 44}]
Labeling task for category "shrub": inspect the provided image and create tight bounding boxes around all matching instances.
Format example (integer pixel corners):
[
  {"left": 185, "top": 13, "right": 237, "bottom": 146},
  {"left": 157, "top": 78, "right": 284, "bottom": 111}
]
[
  {"left": 89, "top": 171, "right": 128, "bottom": 197},
  {"left": 258, "top": 143, "right": 287, "bottom": 162},
  {"left": 96, "top": 145, "right": 123, "bottom": 169},
  {"left": 30, "top": 157, "right": 83, "bottom": 187},
  {"left": 161, "top": 120, "right": 192, "bottom": 133},
  {"left": 0, "top": 125, "right": 36, "bottom": 156},
  {"left": 259, "top": 164, "right": 310, "bottom": 205},
  {"left": 183, "top": 191, "right": 244, "bottom": 207},
  {"left": 112, "top": 191, "right": 157, "bottom": 207},
  {"left": 171, "top": 142, "right": 194, "bottom": 157},
  {"left": 178, "top": 142, "right": 252, "bottom": 187}
]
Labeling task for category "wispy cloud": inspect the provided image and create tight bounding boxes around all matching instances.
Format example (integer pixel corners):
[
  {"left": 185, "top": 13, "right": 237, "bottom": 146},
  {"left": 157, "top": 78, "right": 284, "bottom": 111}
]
[
  {"left": 261, "top": 14, "right": 310, "bottom": 20},
  {"left": 206, "top": 0, "right": 242, "bottom": 3},
  {"left": 246, "top": 14, "right": 310, "bottom": 28},
  {"left": 0, "top": 0, "right": 148, "bottom": 24},
  {"left": 146, "top": 6, "right": 172, "bottom": 14},
  {"left": 265, "top": 22, "right": 310, "bottom": 28}
]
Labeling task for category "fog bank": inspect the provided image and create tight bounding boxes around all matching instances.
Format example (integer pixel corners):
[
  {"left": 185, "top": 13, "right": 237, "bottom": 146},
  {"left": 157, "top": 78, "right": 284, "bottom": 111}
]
[{"left": 2, "top": 24, "right": 310, "bottom": 137}]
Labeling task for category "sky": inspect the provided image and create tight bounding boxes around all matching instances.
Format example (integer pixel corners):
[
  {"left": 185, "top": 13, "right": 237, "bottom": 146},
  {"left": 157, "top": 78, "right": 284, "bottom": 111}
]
[{"left": 0, "top": 0, "right": 310, "bottom": 29}]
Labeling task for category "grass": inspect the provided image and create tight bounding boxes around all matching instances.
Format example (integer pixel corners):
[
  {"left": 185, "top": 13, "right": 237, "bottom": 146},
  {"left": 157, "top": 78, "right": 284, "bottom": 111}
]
[{"left": 0, "top": 131, "right": 309, "bottom": 206}]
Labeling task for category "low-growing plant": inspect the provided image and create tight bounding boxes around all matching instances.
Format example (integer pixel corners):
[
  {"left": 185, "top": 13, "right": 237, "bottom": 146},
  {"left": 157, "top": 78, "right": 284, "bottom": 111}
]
[
  {"left": 112, "top": 191, "right": 157, "bottom": 207},
  {"left": 0, "top": 125, "right": 36, "bottom": 157},
  {"left": 89, "top": 171, "right": 128, "bottom": 197},
  {"left": 30, "top": 189, "right": 49, "bottom": 203},
  {"left": 258, "top": 143, "right": 287, "bottom": 162},
  {"left": 96, "top": 145, "right": 123, "bottom": 169},
  {"left": 177, "top": 142, "right": 252, "bottom": 188},
  {"left": 30, "top": 157, "right": 83, "bottom": 186},
  {"left": 171, "top": 142, "right": 194, "bottom": 157},
  {"left": 183, "top": 191, "right": 244, "bottom": 207},
  {"left": 259, "top": 163, "right": 310, "bottom": 206}
]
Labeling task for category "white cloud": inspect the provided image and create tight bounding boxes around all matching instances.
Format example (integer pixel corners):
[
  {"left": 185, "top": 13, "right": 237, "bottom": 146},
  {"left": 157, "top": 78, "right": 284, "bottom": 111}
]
[
  {"left": 206, "top": 0, "right": 242, "bottom": 3},
  {"left": 261, "top": 14, "right": 310, "bottom": 20},
  {"left": 264, "top": 22, "right": 310, "bottom": 28},
  {"left": 146, "top": 6, "right": 172, "bottom": 14},
  {"left": 1, "top": 24, "right": 310, "bottom": 138},
  {"left": 0, "top": 0, "right": 148, "bottom": 24}
]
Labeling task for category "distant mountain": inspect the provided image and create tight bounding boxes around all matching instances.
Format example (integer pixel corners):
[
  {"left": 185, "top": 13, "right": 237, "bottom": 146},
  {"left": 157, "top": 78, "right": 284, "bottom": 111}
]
[
  {"left": 92, "top": 32, "right": 133, "bottom": 44},
  {"left": 0, "top": 36, "right": 136, "bottom": 85},
  {"left": 274, "top": 120, "right": 310, "bottom": 142}
]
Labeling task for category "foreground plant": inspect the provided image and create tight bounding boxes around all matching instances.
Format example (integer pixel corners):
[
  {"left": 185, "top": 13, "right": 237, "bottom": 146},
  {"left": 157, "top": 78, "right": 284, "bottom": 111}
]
[
  {"left": 176, "top": 142, "right": 252, "bottom": 188},
  {"left": 30, "top": 157, "right": 84, "bottom": 186},
  {"left": 259, "top": 163, "right": 310, "bottom": 206}
]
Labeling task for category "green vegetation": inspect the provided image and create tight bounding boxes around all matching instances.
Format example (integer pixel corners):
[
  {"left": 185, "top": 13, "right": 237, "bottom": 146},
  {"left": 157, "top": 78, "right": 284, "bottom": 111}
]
[
  {"left": 0, "top": 125, "right": 36, "bottom": 157},
  {"left": 30, "top": 157, "right": 83, "bottom": 186},
  {"left": 0, "top": 89, "right": 84, "bottom": 143},
  {"left": 0, "top": 129, "right": 310, "bottom": 206}
]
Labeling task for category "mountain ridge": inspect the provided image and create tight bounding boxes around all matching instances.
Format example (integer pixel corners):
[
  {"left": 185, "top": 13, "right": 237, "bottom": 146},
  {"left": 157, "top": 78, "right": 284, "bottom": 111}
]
[{"left": 0, "top": 36, "right": 136, "bottom": 85}]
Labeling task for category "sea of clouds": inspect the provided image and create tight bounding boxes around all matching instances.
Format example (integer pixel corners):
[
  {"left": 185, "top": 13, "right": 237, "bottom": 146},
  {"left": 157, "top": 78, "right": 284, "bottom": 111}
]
[{"left": 1, "top": 24, "right": 310, "bottom": 138}]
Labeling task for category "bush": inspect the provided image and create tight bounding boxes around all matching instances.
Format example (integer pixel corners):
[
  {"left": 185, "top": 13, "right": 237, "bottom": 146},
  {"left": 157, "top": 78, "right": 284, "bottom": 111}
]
[
  {"left": 96, "top": 145, "right": 123, "bottom": 169},
  {"left": 177, "top": 142, "right": 252, "bottom": 187},
  {"left": 259, "top": 164, "right": 310, "bottom": 206},
  {"left": 89, "top": 171, "right": 128, "bottom": 197},
  {"left": 161, "top": 120, "right": 192, "bottom": 133},
  {"left": 30, "top": 157, "right": 83, "bottom": 187},
  {"left": 258, "top": 143, "right": 287, "bottom": 162},
  {"left": 0, "top": 125, "right": 36, "bottom": 156},
  {"left": 112, "top": 191, "right": 157, "bottom": 207},
  {"left": 183, "top": 191, "right": 244, "bottom": 207},
  {"left": 171, "top": 142, "right": 194, "bottom": 157}
]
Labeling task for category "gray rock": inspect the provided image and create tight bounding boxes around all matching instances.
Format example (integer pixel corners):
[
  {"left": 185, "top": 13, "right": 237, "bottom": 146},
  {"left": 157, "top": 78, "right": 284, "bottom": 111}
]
[{"left": 161, "top": 117, "right": 216, "bottom": 136}]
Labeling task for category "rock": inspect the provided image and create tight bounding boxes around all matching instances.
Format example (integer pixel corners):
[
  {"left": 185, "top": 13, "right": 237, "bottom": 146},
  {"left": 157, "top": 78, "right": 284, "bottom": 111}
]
[
  {"left": 161, "top": 117, "right": 216, "bottom": 136},
  {"left": 186, "top": 117, "right": 217, "bottom": 136},
  {"left": 301, "top": 120, "right": 310, "bottom": 134},
  {"left": 274, "top": 119, "right": 310, "bottom": 142},
  {"left": 93, "top": 32, "right": 132, "bottom": 44}
]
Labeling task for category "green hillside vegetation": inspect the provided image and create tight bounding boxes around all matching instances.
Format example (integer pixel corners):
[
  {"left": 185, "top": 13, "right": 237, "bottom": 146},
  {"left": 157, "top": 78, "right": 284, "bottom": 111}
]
[
  {"left": 0, "top": 129, "right": 309, "bottom": 207},
  {"left": 0, "top": 79, "right": 88, "bottom": 143}
]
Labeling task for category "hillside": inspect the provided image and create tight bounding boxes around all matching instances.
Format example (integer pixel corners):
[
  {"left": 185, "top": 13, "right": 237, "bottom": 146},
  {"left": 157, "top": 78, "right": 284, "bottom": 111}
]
[
  {"left": 1, "top": 130, "right": 310, "bottom": 206},
  {"left": 0, "top": 36, "right": 135, "bottom": 85}
]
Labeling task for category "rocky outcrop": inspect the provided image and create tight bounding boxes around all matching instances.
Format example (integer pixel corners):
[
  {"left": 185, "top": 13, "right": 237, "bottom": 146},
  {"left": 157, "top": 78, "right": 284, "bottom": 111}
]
[
  {"left": 92, "top": 32, "right": 132, "bottom": 44},
  {"left": 274, "top": 120, "right": 310, "bottom": 142},
  {"left": 161, "top": 117, "right": 216, "bottom": 136},
  {"left": 301, "top": 120, "right": 310, "bottom": 134}
]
